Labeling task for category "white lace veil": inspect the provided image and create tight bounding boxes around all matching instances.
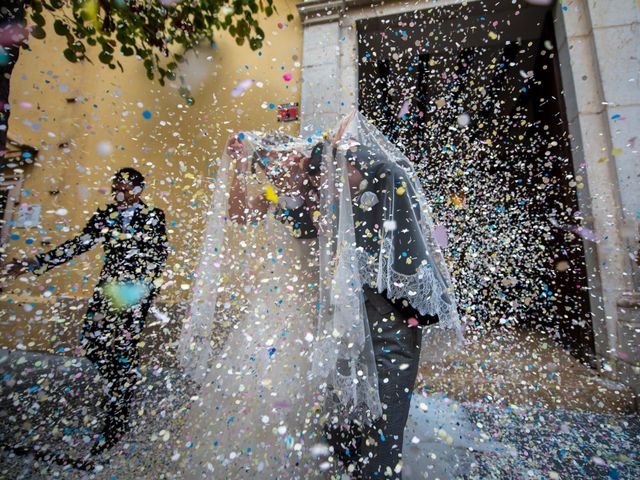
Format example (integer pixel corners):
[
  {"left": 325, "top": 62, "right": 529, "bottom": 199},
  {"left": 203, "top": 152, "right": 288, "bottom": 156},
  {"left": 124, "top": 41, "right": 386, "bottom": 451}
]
[
  {"left": 178, "top": 127, "right": 384, "bottom": 425},
  {"left": 177, "top": 143, "right": 232, "bottom": 382},
  {"left": 311, "top": 132, "right": 383, "bottom": 425},
  {"left": 177, "top": 131, "right": 314, "bottom": 382},
  {"left": 310, "top": 112, "right": 462, "bottom": 421},
  {"left": 342, "top": 111, "right": 461, "bottom": 331},
  {"left": 178, "top": 114, "right": 460, "bottom": 428}
]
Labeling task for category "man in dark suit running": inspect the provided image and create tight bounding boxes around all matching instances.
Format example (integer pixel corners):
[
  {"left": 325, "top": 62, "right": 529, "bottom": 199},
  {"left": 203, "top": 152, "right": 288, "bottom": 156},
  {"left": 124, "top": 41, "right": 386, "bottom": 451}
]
[{"left": 4, "top": 168, "right": 168, "bottom": 455}]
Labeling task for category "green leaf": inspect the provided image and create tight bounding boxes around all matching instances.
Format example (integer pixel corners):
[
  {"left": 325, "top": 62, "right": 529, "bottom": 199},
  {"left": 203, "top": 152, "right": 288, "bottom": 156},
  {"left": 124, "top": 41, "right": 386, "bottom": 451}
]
[
  {"left": 99, "top": 50, "right": 113, "bottom": 64},
  {"left": 31, "top": 12, "right": 46, "bottom": 27},
  {"left": 70, "top": 42, "right": 86, "bottom": 53},
  {"left": 53, "top": 19, "right": 69, "bottom": 36},
  {"left": 63, "top": 48, "right": 77, "bottom": 63},
  {"left": 27, "top": 0, "right": 275, "bottom": 92},
  {"left": 193, "top": 13, "right": 205, "bottom": 30},
  {"left": 31, "top": 1, "right": 44, "bottom": 14},
  {"left": 237, "top": 19, "right": 249, "bottom": 37},
  {"left": 249, "top": 37, "right": 262, "bottom": 50},
  {"left": 116, "top": 29, "right": 129, "bottom": 44}
]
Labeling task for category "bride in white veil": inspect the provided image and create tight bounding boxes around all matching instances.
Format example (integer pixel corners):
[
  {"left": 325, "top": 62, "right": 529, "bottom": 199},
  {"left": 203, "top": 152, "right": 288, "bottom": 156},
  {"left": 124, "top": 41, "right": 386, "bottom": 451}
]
[
  {"left": 175, "top": 132, "right": 328, "bottom": 479},
  {"left": 175, "top": 124, "right": 384, "bottom": 478},
  {"left": 174, "top": 112, "right": 466, "bottom": 479}
]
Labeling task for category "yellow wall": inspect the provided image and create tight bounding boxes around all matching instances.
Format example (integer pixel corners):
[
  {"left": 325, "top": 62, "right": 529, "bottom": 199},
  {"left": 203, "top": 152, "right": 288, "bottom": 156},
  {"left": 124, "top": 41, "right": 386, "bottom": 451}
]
[{"left": 0, "top": 0, "right": 303, "bottom": 352}]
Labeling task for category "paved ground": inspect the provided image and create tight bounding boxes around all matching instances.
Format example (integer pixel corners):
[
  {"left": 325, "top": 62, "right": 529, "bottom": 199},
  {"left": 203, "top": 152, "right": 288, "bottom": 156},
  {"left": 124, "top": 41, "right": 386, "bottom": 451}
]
[
  {"left": 418, "top": 327, "right": 637, "bottom": 413},
  {"left": 465, "top": 401, "right": 640, "bottom": 479},
  {"left": 1, "top": 346, "right": 639, "bottom": 479}
]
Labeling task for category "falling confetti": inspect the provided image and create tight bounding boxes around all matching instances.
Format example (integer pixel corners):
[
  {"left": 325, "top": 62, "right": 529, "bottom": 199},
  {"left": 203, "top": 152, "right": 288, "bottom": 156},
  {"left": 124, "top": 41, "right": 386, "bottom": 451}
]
[
  {"left": 264, "top": 184, "right": 279, "bottom": 204},
  {"left": 1, "top": 2, "right": 639, "bottom": 479},
  {"left": 96, "top": 140, "right": 113, "bottom": 156},
  {"left": 231, "top": 78, "right": 254, "bottom": 97}
]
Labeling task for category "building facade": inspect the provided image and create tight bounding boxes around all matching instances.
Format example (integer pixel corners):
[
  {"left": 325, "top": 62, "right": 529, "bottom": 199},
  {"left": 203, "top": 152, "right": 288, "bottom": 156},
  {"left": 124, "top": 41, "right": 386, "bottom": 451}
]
[
  {"left": 296, "top": 0, "right": 640, "bottom": 401},
  {"left": 0, "top": 0, "right": 304, "bottom": 355}
]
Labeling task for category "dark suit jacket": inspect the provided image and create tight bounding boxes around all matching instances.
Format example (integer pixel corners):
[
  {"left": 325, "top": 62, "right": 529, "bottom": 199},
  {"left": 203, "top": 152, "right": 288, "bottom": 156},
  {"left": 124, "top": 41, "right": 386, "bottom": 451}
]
[
  {"left": 278, "top": 199, "right": 437, "bottom": 326},
  {"left": 35, "top": 202, "right": 168, "bottom": 289}
]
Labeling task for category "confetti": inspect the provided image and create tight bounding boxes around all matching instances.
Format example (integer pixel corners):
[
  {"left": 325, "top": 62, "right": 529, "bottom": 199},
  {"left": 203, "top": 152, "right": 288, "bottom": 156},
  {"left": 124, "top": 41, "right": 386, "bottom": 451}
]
[
  {"left": 433, "top": 224, "right": 449, "bottom": 249},
  {"left": 96, "top": 140, "right": 113, "bottom": 156},
  {"left": 231, "top": 78, "right": 254, "bottom": 97},
  {"left": 398, "top": 100, "right": 411, "bottom": 118},
  {"left": 2, "top": 3, "right": 638, "bottom": 480},
  {"left": 264, "top": 184, "right": 279, "bottom": 204}
]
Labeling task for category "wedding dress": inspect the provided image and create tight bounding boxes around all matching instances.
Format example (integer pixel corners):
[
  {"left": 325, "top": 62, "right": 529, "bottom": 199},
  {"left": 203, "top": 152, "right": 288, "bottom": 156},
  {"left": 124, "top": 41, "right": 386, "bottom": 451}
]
[{"left": 180, "top": 212, "right": 326, "bottom": 479}]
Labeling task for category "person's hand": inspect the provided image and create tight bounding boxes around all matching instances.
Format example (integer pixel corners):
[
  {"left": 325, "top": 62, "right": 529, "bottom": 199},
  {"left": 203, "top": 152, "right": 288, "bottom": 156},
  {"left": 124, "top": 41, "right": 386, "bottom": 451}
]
[
  {"left": 332, "top": 109, "right": 357, "bottom": 147},
  {"left": 227, "top": 134, "right": 252, "bottom": 178}
]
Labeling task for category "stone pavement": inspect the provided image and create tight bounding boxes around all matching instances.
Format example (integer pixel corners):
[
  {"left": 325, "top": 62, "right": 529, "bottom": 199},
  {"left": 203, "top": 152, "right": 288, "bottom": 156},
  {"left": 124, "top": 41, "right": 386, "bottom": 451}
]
[
  {"left": 1, "top": 337, "right": 639, "bottom": 479},
  {"left": 418, "top": 328, "right": 636, "bottom": 413}
]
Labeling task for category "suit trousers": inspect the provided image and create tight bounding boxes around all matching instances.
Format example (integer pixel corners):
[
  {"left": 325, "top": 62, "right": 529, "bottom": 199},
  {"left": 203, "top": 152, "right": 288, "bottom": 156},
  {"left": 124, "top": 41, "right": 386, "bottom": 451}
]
[
  {"left": 81, "top": 285, "right": 152, "bottom": 442},
  {"left": 325, "top": 287, "right": 422, "bottom": 479},
  {"left": 360, "top": 287, "right": 422, "bottom": 479}
]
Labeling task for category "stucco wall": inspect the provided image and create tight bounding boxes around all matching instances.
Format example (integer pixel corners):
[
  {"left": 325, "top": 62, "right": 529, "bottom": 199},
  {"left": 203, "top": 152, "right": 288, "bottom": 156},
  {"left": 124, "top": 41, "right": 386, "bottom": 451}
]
[{"left": 0, "top": 0, "right": 304, "bottom": 355}]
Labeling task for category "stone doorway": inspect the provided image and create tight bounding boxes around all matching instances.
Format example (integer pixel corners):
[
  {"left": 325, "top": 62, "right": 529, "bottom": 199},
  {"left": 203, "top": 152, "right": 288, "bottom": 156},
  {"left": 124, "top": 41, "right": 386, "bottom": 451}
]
[
  {"left": 298, "top": 0, "right": 640, "bottom": 405},
  {"left": 355, "top": 1, "right": 595, "bottom": 362}
]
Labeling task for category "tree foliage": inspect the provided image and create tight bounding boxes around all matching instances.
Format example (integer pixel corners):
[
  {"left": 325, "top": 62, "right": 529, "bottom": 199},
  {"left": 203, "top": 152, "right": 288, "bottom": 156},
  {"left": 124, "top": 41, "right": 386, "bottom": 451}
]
[{"left": 27, "top": 0, "right": 280, "bottom": 102}]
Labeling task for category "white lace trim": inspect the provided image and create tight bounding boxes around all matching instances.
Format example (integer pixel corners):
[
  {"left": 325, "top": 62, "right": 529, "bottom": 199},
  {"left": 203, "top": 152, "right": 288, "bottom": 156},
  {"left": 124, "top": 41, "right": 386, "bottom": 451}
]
[{"left": 356, "top": 239, "right": 460, "bottom": 330}]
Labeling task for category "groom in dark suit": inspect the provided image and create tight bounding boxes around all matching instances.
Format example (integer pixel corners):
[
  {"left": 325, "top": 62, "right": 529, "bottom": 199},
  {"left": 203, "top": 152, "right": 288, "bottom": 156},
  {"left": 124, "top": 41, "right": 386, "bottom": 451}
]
[
  {"left": 4, "top": 168, "right": 168, "bottom": 455},
  {"left": 270, "top": 143, "right": 437, "bottom": 479}
]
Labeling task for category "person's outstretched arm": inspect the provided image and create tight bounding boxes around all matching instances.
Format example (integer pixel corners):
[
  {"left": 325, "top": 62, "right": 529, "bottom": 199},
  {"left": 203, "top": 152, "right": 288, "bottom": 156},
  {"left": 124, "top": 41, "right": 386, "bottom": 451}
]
[
  {"left": 34, "top": 210, "right": 105, "bottom": 274},
  {"left": 226, "top": 134, "right": 268, "bottom": 225}
]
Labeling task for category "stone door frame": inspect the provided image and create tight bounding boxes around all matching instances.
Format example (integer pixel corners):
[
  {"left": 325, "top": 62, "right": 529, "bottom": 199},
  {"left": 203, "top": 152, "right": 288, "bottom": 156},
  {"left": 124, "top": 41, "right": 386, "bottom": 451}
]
[{"left": 296, "top": 0, "right": 640, "bottom": 384}]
